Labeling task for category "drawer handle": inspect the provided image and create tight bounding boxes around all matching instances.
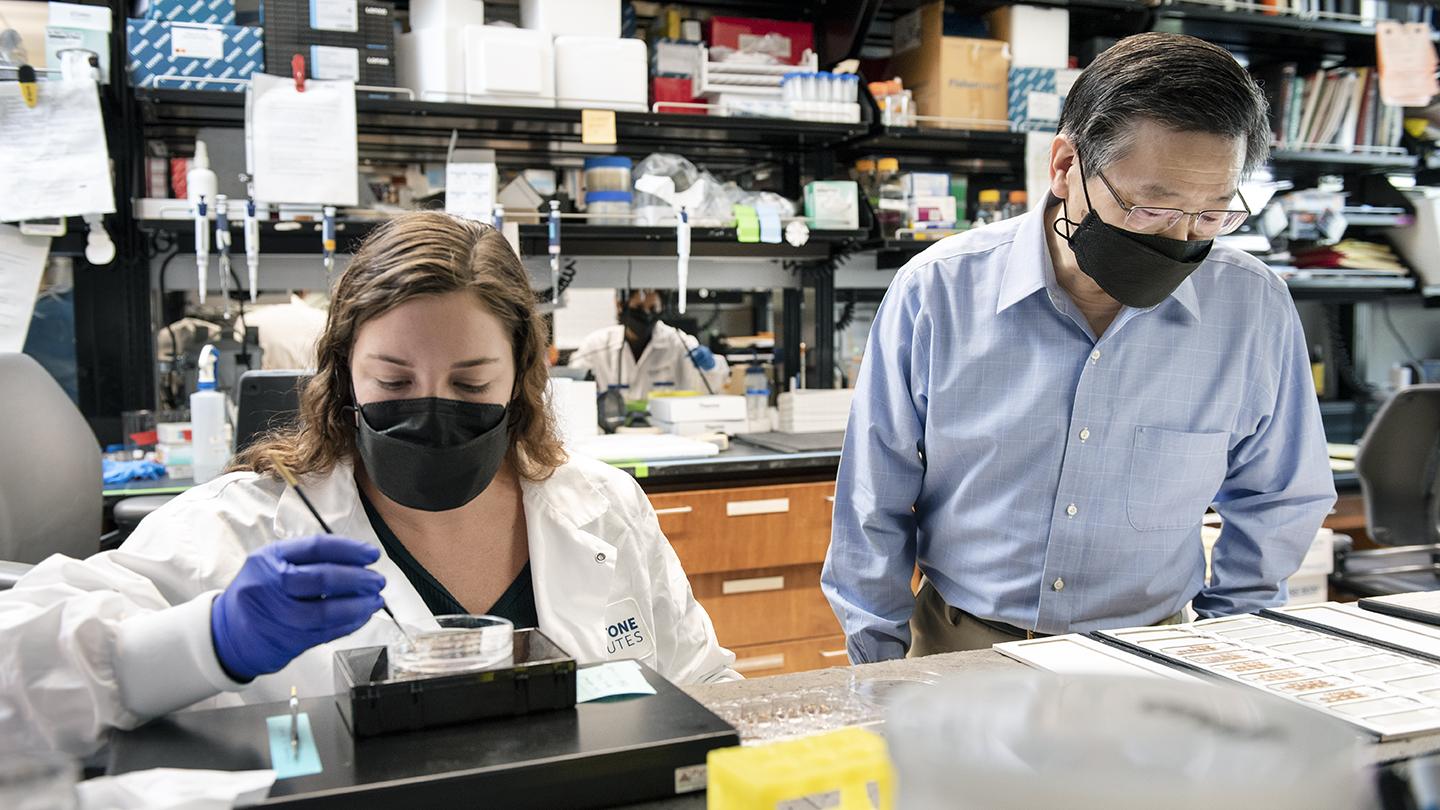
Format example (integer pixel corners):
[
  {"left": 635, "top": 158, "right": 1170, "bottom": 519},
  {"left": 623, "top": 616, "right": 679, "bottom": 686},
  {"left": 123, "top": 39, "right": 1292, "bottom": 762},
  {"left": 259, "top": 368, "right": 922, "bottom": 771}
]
[
  {"left": 725, "top": 498, "right": 790, "bottom": 517},
  {"left": 733, "top": 653, "right": 785, "bottom": 673},
  {"left": 722, "top": 576, "right": 785, "bottom": 595},
  {"left": 654, "top": 506, "right": 694, "bottom": 516},
  {"left": 819, "top": 649, "right": 849, "bottom": 660},
  {"left": 825, "top": 495, "right": 835, "bottom": 503}
]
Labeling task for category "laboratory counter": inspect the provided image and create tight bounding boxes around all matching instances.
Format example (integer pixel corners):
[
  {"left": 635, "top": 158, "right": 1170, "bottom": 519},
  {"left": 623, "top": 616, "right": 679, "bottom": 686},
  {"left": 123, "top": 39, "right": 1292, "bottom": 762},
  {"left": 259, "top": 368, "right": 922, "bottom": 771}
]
[
  {"left": 103, "top": 443, "right": 1361, "bottom": 502},
  {"left": 101, "top": 440, "right": 843, "bottom": 502},
  {"left": 627, "top": 646, "right": 1440, "bottom": 810}
]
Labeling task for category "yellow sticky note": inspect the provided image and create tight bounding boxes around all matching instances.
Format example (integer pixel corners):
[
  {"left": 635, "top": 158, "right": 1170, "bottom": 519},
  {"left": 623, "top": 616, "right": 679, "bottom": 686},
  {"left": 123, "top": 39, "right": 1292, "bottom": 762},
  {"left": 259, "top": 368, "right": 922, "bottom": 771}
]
[{"left": 582, "top": 109, "right": 618, "bottom": 145}]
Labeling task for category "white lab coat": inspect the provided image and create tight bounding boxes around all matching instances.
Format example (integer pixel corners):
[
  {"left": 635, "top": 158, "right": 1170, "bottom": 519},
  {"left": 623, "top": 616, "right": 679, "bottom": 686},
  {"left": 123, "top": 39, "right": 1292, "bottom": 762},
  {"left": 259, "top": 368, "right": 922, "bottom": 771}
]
[
  {"left": 241, "top": 294, "right": 328, "bottom": 370},
  {"left": 568, "top": 322, "right": 729, "bottom": 402},
  {"left": 0, "top": 454, "right": 737, "bottom": 756}
]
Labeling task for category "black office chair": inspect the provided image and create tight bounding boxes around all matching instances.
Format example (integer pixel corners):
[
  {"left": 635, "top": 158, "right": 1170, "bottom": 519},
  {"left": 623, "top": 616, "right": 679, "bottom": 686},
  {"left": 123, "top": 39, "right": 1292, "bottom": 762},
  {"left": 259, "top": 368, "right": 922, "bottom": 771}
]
[
  {"left": 0, "top": 354, "right": 102, "bottom": 589},
  {"left": 1331, "top": 384, "right": 1440, "bottom": 596}
]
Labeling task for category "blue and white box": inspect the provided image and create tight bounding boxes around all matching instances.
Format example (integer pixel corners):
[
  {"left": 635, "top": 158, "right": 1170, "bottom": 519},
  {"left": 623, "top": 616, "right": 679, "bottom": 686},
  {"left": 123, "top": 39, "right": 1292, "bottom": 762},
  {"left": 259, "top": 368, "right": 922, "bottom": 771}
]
[
  {"left": 142, "top": 0, "right": 238, "bottom": 26},
  {"left": 1008, "top": 67, "right": 1081, "bottom": 133},
  {"left": 126, "top": 19, "right": 264, "bottom": 92}
]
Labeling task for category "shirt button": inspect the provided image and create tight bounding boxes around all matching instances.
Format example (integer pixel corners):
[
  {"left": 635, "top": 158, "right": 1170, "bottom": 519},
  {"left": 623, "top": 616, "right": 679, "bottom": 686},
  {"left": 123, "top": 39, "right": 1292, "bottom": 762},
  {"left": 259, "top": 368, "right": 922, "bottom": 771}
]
[
  {"left": 1079, "top": 428, "right": 1091, "bottom": 442},
  {"left": 1066, "top": 503, "right": 1078, "bottom": 517},
  {"left": 1053, "top": 578, "right": 1066, "bottom": 592},
  {"left": 1090, "top": 349, "right": 1102, "bottom": 362}
]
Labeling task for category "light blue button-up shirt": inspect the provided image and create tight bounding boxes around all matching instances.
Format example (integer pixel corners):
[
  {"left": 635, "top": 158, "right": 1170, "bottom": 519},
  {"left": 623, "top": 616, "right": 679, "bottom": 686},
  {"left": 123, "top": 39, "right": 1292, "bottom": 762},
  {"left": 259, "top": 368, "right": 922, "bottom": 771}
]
[{"left": 822, "top": 205, "right": 1336, "bottom": 664}]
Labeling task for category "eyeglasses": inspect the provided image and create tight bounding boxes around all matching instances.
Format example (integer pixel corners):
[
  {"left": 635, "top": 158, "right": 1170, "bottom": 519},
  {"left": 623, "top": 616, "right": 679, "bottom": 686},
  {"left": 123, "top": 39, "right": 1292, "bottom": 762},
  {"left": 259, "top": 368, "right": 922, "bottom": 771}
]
[{"left": 1092, "top": 169, "right": 1252, "bottom": 238}]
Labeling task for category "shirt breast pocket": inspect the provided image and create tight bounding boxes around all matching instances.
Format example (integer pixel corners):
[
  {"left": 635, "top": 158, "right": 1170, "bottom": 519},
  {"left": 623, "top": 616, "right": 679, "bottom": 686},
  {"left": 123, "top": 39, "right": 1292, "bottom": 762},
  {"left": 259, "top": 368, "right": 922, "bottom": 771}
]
[{"left": 1126, "top": 426, "right": 1230, "bottom": 532}]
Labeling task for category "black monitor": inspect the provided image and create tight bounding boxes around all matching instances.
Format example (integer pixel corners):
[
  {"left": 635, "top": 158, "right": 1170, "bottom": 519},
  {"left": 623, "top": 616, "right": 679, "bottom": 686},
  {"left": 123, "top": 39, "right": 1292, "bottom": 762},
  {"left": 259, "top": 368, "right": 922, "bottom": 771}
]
[
  {"left": 1356, "top": 384, "right": 1440, "bottom": 547},
  {"left": 234, "top": 370, "right": 308, "bottom": 455}
]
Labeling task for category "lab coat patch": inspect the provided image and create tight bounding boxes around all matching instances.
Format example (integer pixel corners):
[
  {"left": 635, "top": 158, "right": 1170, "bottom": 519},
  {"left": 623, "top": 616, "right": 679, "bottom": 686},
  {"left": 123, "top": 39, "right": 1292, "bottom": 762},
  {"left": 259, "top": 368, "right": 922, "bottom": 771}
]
[{"left": 603, "top": 598, "right": 655, "bottom": 662}]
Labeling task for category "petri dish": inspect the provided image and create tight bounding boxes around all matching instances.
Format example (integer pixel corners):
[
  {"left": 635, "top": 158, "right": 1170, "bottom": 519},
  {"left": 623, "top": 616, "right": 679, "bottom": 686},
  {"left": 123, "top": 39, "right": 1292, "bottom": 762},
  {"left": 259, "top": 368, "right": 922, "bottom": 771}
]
[{"left": 389, "top": 614, "right": 515, "bottom": 677}]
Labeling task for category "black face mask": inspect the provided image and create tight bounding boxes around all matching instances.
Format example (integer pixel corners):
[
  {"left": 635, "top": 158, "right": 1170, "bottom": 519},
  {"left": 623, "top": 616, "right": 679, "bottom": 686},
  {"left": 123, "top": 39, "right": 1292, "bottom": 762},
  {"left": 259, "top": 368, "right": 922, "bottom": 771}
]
[
  {"left": 621, "top": 307, "right": 661, "bottom": 339},
  {"left": 1052, "top": 171, "right": 1213, "bottom": 309},
  {"left": 354, "top": 397, "right": 508, "bottom": 512}
]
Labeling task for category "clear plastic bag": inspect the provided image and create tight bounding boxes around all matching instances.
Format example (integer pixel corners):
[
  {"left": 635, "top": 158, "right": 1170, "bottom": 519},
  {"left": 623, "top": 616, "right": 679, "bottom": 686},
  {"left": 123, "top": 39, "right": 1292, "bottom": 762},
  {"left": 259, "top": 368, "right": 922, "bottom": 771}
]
[{"left": 886, "top": 671, "right": 1371, "bottom": 810}]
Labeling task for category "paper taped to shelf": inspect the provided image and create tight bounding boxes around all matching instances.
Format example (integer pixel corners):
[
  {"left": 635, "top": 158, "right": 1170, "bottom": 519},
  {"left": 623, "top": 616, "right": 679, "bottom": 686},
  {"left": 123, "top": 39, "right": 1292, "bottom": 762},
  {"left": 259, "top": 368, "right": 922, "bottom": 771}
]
[
  {"left": 247, "top": 72, "right": 359, "bottom": 206},
  {"left": 0, "top": 80, "right": 115, "bottom": 221}
]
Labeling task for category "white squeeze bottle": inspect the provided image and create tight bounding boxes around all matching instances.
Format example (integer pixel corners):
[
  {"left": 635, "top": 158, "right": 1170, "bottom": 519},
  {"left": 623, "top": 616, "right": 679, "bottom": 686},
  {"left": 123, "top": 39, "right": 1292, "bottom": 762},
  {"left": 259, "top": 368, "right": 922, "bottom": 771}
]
[{"left": 191, "top": 344, "right": 229, "bottom": 483}]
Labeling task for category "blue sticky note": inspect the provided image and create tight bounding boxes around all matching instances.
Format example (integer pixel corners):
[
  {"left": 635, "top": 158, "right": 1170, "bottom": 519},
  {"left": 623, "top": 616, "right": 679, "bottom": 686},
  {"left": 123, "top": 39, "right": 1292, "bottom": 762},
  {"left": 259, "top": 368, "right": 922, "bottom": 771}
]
[
  {"left": 577, "top": 660, "right": 658, "bottom": 703},
  {"left": 757, "top": 204, "right": 782, "bottom": 244},
  {"left": 265, "top": 712, "right": 323, "bottom": 780}
]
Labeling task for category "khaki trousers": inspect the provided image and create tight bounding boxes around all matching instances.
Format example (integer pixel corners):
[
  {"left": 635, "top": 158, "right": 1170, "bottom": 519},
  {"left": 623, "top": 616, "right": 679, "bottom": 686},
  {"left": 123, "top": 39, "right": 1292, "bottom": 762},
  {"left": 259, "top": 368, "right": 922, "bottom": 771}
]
[{"left": 908, "top": 578, "right": 1186, "bottom": 658}]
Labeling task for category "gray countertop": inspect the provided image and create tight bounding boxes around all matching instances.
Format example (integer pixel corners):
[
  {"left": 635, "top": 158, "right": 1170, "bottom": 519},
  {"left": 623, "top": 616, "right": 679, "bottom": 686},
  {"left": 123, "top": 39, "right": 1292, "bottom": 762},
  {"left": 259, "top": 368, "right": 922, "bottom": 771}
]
[{"left": 623, "top": 648, "right": 1440, "bottom": 809}]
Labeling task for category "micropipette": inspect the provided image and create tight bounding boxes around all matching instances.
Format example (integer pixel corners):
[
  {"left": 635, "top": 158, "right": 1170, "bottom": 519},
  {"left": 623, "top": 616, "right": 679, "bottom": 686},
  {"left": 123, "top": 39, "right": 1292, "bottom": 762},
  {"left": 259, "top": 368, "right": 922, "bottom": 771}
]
[
  {"left": 244, "top": 198, "right": 260, "bottom": 303},
  {"left": 547, "top": 200, "right": 561, "bottom": 304},
  {"left": 676, "top": 206, "right": 691, "bottom": 315},
  {"left": 215, "top": 194, "right": 232, "bottom": 316},
  {"left": 195, "top": 196, "right": 211, "bottom": 305},
  {"left": 322, "top": 206, "right": 336, "bottom": 273}
]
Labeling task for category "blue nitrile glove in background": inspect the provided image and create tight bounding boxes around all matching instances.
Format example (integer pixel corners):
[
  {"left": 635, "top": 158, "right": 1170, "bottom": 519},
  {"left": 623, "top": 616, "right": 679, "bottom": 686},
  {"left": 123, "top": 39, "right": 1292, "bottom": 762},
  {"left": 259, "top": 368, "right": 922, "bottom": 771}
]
[
  {"left": 688, "top": 345, "right": 716, "bottom": 371},
  {"left": 210, "top": 535, "right": 386, "bottom": 682},
  {"left": 102, "top": 459, "right": 166, "bottom": 485}
]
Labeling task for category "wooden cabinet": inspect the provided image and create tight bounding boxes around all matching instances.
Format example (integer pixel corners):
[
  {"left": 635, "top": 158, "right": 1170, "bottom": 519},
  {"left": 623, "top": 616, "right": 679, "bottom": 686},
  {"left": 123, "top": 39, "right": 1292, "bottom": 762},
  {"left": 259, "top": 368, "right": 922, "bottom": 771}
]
[
  {"left": 648, "top": 481, "right": 835, "bottom": 574},
  {"left": 649, "top": 481, "right": 845, "bottom": 674},
  {"left": 688, "top": 564, "right": 840, "bottom": 648},
  {"left": 729, "top": 635, "right": 850, "bottom": 677}
]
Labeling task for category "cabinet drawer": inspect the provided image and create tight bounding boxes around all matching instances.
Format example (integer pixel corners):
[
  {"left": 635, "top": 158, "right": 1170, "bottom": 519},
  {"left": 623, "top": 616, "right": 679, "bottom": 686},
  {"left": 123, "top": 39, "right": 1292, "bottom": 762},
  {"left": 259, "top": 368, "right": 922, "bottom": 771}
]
[
  {"left": 690, "top": 564, "right": 841, "bottom": 648},
  {"left": 649, "top": 481, "right": 835, "bottom": 575},
  {"left": 729, "top": 635, "right": 850, "bottom": 677}
]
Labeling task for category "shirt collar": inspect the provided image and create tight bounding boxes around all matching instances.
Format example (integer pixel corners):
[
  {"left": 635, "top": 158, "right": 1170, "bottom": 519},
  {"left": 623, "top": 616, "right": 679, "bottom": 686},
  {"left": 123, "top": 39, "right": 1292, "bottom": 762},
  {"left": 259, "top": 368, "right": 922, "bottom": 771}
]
[{"left": 998, "top": 201, "right": 1202, "bottom": 323}]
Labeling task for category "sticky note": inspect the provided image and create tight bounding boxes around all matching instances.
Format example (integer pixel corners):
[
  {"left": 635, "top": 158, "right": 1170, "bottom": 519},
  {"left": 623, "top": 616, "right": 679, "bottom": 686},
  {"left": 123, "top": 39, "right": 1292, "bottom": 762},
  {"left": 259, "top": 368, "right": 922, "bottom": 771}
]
[
  {"left": 265, "top": 712, "right": 323, "bottom": 780},
  {"left": 756, "top": 204, "right": 781, "bottom": 244},
  {"left": 577, "top": 660, "right": 658, "bottom": 703},
  {"left": 733, "top": 205, "right": 760, "bottom": 243},
  {"left": 582, "top": 109, "right": 618, "bottom": 145}
]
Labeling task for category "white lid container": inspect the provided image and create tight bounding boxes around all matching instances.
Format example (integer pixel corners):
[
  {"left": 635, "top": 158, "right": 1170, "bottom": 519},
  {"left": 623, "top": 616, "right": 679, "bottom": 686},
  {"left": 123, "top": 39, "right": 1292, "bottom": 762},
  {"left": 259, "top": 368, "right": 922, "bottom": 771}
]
[
  {"left": 409, "top": 0, "right": 485, "bottom": 32},
  {"left": 520, "top": 0, "right": 620, "bottom": 39},
  {"left": 463, "top": 25, "right": 556, "bottom": 108},
  {"left": 648, "top": 395, "right": 747, "bottom": 424},
  {"left": 554, "top": 36, "right": 647, "bottom": 112},
  {"left": 397, "top": 28, "right": 466, "bottom": 102}
]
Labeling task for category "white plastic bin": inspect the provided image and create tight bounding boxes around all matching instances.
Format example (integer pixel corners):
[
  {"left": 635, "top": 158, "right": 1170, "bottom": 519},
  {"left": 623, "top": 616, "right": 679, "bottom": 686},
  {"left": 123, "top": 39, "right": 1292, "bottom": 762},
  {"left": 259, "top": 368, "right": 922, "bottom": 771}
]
[
  {"left": 409, "top": 0, "right": 485, "bottom": 32},
  {"left": 520, "top": 0, "right": 620, "bottom": 38},
  {"left": 397, "top": 28, "right": 466, "bottom": 102},
  {"left": 554, "top": 36, "right": 647, "bottom": 111},
  {"left": 463, "top": 25, "right": 556, "bottom": 108}
]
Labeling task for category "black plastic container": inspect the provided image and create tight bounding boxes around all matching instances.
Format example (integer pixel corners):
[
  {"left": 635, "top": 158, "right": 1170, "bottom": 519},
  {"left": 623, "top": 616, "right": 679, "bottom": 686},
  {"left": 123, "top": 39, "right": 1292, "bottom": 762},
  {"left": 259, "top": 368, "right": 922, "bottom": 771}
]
[{"left": 334, "top": 628, "right": 577, "bottom": 737}]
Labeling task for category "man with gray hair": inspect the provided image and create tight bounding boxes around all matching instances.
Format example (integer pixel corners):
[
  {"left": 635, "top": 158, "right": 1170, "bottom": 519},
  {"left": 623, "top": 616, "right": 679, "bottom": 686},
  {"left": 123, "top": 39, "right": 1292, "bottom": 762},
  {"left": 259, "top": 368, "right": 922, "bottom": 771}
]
[{"left": 823, "top": 33, "right": 1336, "bottom": 660}]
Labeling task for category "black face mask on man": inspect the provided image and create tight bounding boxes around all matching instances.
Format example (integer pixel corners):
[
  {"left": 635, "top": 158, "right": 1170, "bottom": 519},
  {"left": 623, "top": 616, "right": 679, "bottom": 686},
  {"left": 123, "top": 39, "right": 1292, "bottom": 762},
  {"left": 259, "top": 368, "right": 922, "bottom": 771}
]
[
  {"left": 354, "top": 396, "right": 509, "bottom": 512},
  {"left": 1052, "top": 164, "right": 1214, "bottom": 309},
  {"left": 620, "top": 306, "right": 662, "bottom": 345}
]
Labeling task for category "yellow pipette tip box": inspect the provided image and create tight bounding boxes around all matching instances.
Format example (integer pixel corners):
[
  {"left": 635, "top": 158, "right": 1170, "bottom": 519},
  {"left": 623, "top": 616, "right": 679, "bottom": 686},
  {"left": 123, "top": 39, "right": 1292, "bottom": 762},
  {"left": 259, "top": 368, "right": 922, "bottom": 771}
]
[{"left": 706, "top": 727, "right": 894, "bottom": 810}]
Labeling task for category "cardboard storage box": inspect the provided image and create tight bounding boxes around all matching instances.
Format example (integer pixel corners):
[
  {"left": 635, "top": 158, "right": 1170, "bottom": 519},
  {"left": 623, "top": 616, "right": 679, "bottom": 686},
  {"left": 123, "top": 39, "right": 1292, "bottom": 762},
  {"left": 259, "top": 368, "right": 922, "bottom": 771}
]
[
  {"left": 239, "top": 0, "right": 395, "bottom": 85},
  {"left": 144, "top": 0, "right": 238, "bottom": 25},
  {"left": 1008, "top": 66, "right": 1080, "bottom": 132},
  {"left": 890, "top": 3, "right": 1008, "bottom": 131},
  {"left": 126, "top": 19, "right": 264, "bottom": 91}
]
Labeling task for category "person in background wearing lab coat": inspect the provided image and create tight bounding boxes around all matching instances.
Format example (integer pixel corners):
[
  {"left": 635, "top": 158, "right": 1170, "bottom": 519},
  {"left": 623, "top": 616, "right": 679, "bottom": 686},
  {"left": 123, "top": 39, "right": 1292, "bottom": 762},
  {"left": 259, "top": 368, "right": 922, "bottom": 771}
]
[
  {"left": 242, "top": 290, "right": 329, "bottom": 369},
  {"left": 567, "top": 288, "right": 728, "bottom": 402},
  {"left": 0, "top": 213, "right": 737, "bottom": 757}
]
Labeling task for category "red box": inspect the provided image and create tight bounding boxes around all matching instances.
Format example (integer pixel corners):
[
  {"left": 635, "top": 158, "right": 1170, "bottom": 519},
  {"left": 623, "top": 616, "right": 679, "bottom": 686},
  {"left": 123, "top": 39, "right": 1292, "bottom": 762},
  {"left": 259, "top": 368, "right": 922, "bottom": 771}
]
[
  {"left": 652, "top": 77, "right": 703, "bottom": 114},
  {"left": 705, "top": 16, "right": 814, "bottom": 65}
]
